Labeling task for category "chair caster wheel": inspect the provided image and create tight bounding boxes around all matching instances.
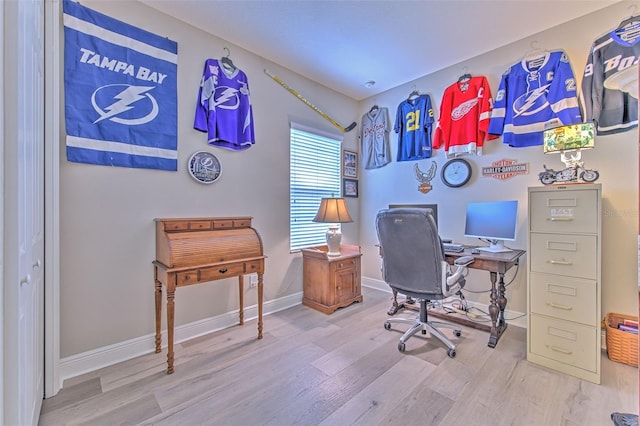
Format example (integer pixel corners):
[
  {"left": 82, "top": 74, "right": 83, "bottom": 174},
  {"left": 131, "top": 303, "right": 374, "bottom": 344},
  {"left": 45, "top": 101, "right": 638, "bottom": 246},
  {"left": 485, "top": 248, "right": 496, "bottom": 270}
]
[
  {"left": 398, "top": 342, "right": 406, "bottom": 352},
  {"left": 384, "top": 321, "right": 391, "bottom": 330},
  {"left": 454, "top": 330, "right": 461, "bottom": 337},
  {"left": 447, "top": 348, "right": 456, "bottom": 358}
]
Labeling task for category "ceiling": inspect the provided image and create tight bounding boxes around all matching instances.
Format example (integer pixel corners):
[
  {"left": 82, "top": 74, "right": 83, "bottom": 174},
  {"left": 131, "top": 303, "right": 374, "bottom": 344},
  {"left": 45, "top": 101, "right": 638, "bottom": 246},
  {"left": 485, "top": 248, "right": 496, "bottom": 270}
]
[{"left": 141, "top": 0, "right": 621, "bottom": 100}]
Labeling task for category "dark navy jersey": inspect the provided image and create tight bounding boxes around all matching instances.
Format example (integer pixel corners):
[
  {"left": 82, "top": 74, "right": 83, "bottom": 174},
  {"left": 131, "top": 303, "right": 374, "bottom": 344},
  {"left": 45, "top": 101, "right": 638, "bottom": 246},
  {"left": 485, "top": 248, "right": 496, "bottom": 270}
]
[
  {"left": 194, "top": 59, "right": 255, "bottom": 151},
  {"left": 488, "top": 51, "right": 582, "bottom": 147},
  {"left": 394, "top": 94, "right": 435, "bottom": 161},
  {"left": 580, "top": 26, "right": 639, "bottom": 135}
]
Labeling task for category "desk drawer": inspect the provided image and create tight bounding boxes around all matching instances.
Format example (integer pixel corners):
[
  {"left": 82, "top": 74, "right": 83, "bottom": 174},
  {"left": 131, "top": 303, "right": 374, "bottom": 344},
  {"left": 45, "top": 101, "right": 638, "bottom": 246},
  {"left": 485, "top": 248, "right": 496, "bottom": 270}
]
[
  {"left": 530, "top": 314, "right": 598, "bottom": 373},
  {"left": 199, "top": 263, "right": 245, "bottom": 282},
  {"left": 529, "top": 189, "right": 598, "bottom": 234},
  {"left": 529, "top": 272, "right": 597, "bottom": 325},
  {"left": 245, "top": 260, "right": 264, "bottom": 274},
  {"left": 529, "top": 233, "right": 597, "bottom": 279}
]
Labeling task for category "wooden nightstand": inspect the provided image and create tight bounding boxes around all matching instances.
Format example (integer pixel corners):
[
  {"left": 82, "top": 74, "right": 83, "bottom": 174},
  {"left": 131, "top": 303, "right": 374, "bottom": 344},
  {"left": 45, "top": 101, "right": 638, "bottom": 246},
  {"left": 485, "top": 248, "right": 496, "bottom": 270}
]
[{"left": 301, "top": 244, "right": 362, "bottom": 314}]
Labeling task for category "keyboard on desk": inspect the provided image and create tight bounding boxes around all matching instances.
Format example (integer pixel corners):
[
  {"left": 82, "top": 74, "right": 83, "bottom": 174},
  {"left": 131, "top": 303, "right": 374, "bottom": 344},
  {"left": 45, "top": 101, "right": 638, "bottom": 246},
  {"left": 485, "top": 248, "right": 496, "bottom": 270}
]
[{"left": 443, "top": 243, "right": 464, "bottom": 252}]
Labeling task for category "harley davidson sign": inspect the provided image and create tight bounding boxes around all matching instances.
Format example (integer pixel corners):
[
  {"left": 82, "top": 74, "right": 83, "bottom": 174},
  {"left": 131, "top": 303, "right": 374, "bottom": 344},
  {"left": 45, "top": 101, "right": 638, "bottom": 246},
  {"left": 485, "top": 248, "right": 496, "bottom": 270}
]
[{"left": 482, "top": 159, "right": 529, "bottom": 180}]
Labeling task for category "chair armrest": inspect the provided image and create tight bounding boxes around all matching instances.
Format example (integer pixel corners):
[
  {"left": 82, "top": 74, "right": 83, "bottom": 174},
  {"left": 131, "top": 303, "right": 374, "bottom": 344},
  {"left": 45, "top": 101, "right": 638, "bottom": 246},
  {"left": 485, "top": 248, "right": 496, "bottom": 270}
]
[{"left": 443, "top": 256, "right": 474, "bottom": 296}]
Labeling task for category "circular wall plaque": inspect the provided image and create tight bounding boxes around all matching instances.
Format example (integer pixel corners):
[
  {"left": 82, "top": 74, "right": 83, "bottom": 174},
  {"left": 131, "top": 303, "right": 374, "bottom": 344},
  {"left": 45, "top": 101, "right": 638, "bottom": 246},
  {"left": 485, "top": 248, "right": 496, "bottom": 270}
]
[
  {"left": 441, "top": 158, "right": 472, "bottom": 188},
  {"left": 188, "top": 151, "right": 221, "bottom": 184}
]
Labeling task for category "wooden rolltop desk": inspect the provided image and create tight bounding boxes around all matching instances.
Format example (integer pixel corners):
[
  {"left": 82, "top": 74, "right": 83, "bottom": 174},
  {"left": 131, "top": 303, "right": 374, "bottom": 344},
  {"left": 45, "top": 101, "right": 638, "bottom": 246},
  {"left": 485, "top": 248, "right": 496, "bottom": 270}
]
[{"left": 153, "top": 217, "right": 265, "bottom": 374}]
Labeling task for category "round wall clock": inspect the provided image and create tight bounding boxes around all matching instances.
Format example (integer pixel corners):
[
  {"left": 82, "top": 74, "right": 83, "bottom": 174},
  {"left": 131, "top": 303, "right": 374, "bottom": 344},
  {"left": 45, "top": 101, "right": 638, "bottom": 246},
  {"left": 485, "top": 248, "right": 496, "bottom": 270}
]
[
  {"left": 441, "top": 158, "right": 472, "bottom": 188},
  {"left": 188, "top": 151, "right": 222, "bottom": 184}
]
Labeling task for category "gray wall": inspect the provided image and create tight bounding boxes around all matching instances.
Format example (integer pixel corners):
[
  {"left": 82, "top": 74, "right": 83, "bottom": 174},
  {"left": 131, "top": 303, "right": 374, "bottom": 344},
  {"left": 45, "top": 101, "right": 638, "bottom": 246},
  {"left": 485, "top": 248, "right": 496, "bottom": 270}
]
[
  {"left": 60, "top": 1, "right": 638, "bottom": 363},
  {"left": 358, "top": 1, "right": 639, "bottom": 320},
  {"left": 59, "top": 0, "right": 360, "bottom": 357}
]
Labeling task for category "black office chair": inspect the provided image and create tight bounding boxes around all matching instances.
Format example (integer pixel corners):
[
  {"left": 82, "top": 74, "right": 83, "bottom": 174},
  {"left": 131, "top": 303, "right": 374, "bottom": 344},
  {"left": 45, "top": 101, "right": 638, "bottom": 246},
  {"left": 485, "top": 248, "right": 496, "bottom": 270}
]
[{"left": 375, "top": 208, "right": 474, "bottom": 357}]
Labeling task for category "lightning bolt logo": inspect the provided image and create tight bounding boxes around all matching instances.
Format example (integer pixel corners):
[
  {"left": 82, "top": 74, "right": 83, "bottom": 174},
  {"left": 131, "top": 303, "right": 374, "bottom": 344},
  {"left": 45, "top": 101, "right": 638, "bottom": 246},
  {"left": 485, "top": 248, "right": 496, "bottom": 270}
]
[
  {"left": 91, "top": 84, "right": 159, "bottom": 125},
  {"left": 513, "top": 84, "right": 551, "bottom": 117},
  {"left": 213, "top": 86, "right": 240, "bottom": 109}
]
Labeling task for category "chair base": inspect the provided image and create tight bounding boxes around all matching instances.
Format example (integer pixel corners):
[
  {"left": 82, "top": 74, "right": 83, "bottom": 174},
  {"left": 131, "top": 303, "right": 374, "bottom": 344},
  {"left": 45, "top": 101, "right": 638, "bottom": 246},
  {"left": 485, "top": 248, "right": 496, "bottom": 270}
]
[{"left": 384, "top": 316, "right": 461, "bottom": 358}]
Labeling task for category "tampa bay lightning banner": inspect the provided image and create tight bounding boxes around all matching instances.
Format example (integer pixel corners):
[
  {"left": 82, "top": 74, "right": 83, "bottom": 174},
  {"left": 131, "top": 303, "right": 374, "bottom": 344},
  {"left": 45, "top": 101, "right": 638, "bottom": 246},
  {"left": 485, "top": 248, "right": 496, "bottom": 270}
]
[{"left": 63, "top": 0, "right": 178, "bottom": 171}]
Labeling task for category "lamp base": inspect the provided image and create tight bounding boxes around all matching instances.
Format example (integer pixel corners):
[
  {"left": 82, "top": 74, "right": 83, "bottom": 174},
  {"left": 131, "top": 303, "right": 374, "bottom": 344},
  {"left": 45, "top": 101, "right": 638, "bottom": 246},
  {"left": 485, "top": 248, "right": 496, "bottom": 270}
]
[{"left": 326, "top": 226, "right": 342, "bottom": 257}]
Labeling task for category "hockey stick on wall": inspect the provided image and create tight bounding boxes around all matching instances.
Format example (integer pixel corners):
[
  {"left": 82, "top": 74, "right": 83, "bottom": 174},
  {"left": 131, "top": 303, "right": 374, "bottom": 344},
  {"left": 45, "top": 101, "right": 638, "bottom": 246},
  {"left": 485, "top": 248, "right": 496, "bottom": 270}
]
[{"left": 264, "top": 69, "right": 357, "bottom": 132}]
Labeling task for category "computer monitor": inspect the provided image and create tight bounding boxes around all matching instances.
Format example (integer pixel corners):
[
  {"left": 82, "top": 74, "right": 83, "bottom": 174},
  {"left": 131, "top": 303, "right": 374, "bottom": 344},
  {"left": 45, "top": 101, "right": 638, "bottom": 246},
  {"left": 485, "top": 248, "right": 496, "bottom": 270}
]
[
  {"left": 464, "top": 200, "right": 518, "bottom": 253},
  {"left": 389, "top": 204, "right": 437, "bottom": 227}
]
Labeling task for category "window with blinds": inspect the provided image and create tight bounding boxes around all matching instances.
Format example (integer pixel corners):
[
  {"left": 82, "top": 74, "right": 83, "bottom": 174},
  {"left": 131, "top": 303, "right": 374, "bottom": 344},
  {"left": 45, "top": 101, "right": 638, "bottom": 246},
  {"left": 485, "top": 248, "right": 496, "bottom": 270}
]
[{"left": 290, "top": 124, "right": 342, "bottom": 252}]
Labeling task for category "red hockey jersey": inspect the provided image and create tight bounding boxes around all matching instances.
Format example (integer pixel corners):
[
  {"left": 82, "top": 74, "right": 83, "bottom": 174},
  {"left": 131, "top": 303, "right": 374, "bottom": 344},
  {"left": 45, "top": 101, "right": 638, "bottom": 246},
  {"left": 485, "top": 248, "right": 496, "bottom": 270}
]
[{"left": 434, "top": 75, "right": 498, "bottom": 156}]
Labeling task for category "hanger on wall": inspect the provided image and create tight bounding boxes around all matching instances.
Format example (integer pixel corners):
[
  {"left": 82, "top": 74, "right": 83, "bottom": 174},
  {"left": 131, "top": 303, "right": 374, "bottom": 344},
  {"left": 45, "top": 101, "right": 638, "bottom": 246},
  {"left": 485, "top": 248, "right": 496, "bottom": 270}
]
[
  {"left": 220, "top": 47, "right": 236, "bottom": 72},
  {"left": 615, "top": 5, "right": 640, "bottom": 42},
  {"left": 458, "top": 66, "right": 472, "bottom": 83},
  {"left": 407, "top": 86, "right": 420, "bottom": 101}
]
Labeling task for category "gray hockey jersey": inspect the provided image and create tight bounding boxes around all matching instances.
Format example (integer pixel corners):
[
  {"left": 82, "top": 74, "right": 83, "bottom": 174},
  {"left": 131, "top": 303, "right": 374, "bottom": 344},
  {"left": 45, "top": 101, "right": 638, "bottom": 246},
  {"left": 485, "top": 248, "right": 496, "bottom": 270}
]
[{"left": 580, "top": 23, "right": 639, "bottom": 135}]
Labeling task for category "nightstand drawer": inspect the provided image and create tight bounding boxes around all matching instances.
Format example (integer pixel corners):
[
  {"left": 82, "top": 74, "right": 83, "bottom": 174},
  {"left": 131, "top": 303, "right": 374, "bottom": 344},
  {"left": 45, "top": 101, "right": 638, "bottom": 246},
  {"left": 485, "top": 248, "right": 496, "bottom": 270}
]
[
  {"left": 529, "top": 189, "right": 598, "bottom": 234},
  {"left": 529, "top": 273, "right": 597, "bottom": 325},
  {"left": 334, "top": 258, "right": 358, "bottom": 272},
  {"left": 530, "top": 314, "right": 598, "bottom": 373},
  {"left": 529, "top": 233, "right": 597, "bottom": 279}
]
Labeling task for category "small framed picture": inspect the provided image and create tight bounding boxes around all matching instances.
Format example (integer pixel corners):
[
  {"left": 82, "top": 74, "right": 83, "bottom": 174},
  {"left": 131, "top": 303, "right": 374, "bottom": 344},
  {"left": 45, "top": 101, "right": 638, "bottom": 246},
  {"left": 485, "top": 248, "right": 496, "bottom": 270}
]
[
  {"left": 343, "top": 178, "right": 358, "bottom": 198},
  {"left": 342, "top": 149, "right": 358, "bottom": 178}
]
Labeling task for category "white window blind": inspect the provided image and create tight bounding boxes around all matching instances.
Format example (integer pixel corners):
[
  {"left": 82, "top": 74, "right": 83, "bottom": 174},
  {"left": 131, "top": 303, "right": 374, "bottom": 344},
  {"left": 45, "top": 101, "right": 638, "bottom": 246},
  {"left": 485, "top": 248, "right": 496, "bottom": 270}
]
[{"left": 290, "top": 125, "right": 342, "bottom": 251}]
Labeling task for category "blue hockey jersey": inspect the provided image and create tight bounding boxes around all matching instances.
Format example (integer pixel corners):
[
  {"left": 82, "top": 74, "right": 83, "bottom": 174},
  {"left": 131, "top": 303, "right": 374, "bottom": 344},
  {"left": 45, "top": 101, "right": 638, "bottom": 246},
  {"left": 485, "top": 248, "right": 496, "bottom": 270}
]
[{"left": 488, "top": 51, "right": 583, "bottom": 147}]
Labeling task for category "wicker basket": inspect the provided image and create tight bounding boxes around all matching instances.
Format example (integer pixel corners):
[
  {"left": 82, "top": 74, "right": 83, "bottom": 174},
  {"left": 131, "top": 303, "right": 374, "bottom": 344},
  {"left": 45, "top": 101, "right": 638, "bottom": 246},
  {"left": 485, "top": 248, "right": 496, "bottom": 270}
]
[{"left": 605, "top": 313, "right": 638, "bottom": 367}]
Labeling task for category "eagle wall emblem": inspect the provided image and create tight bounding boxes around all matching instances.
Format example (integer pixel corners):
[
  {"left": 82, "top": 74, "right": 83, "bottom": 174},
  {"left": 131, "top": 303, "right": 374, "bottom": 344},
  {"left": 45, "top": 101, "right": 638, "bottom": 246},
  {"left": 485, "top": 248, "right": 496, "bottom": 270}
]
[{"left": 414, "top": 161, "right": 437, "bottom": 194}]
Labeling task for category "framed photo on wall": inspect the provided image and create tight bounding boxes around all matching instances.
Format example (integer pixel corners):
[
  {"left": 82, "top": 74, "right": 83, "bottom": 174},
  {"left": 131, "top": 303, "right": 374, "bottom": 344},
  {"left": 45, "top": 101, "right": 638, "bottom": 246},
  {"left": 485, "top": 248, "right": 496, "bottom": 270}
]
[
  {"left": 343, "top": 178, "right": 358, "bottom": 198},
  {"left": 342, "top": 149, "right": 358, "bottom": 178}
]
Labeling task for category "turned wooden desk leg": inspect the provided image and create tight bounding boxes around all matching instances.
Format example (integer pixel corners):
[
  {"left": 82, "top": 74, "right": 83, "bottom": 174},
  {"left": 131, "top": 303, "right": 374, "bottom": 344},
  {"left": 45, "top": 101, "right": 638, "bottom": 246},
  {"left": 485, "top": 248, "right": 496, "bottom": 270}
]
[
  {"left": 257, "top": 273, "right": 263, "bottom": 339},
  {"left": 388, "top": 289, "right": 401, "bottom": 315},
  {"left": 497, "top": 272, "right": 508, "bottom": 329},
  {"left": 166, "top": 287, "right": 175, "bottom": 374},
  {"left": 487, "top": 271, "right": 500, "bottom": 348},
  {"left": 238, "top": 276, "right": 244, "bottom": 326},
  {"left": 154, "top": 269, "right": 162, "bottom": 354}
]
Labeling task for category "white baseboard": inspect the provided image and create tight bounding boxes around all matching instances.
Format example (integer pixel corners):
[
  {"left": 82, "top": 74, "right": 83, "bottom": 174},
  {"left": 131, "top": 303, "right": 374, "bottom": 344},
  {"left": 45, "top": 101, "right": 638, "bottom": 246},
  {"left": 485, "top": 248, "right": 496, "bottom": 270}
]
[
  {"left": 59, "top": 277, "right": 528, "bottom": 388},
  {"left": 362, "top": 276, "right": 527, "bottom": 329},
  {"left": 58, "top": 292, "right": 303, "bottom": 385}
]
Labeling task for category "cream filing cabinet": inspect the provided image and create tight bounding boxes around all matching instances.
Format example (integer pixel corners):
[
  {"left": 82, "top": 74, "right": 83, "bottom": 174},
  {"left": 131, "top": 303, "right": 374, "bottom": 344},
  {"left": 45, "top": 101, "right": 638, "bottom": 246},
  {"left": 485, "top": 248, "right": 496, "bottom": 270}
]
[{"left": 527, "top": 184, "right": 602, "bottom": 384}]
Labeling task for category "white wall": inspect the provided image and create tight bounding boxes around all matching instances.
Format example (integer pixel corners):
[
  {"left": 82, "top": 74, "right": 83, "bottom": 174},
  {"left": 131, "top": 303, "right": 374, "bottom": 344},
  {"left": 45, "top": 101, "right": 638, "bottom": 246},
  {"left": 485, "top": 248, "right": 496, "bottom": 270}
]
[
  {"left": 59, "top": 0, "right": 360, "bottom": 358},
  {"left": 358, "top": 1, "right": 639, "bottom": 319},
  {"left": 59, "top": 0, "right": 638, "bottom": 366}
]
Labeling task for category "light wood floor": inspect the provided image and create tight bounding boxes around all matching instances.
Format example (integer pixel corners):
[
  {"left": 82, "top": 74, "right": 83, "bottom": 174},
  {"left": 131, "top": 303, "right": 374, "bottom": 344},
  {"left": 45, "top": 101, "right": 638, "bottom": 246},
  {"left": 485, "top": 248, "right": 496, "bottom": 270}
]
[{"left": 39, "top": 287, "right": 638, "bottom": 426}]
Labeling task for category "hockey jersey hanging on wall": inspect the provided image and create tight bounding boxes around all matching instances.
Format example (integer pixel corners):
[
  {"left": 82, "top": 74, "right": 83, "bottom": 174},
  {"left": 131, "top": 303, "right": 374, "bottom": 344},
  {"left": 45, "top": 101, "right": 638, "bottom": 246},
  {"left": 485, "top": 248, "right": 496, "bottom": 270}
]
[
  {"left": 360, "top": 106, "right": 391, "bottom": 169},
  {"left": 580, "top": 19, "right": 639, "bottom": 135},
  {"left": 488, "top": 50, "right": 582, "bottom": 147},
  {"left": 194, "top": 59, "right": 255, "bottom": 151},
  {"left": 433, "top": 75, "right": 498, "bottom": 157},
  {"left": 394, "top": 94, "right": 435, "bottom": 161}
]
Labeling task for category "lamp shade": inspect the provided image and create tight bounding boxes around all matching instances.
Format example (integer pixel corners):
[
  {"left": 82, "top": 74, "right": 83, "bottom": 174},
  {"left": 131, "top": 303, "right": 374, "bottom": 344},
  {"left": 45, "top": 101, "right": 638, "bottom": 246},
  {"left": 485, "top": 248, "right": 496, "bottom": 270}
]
[{"left": 313, "top": 198, "right": 353, "bottom": 223}]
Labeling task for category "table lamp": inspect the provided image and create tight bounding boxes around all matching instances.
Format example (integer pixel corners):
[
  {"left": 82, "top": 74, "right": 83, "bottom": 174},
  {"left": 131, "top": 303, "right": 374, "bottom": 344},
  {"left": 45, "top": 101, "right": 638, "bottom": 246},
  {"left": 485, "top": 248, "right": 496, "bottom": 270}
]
[{"left": 313, "top": 197, "right": 353, "bottom": 257}]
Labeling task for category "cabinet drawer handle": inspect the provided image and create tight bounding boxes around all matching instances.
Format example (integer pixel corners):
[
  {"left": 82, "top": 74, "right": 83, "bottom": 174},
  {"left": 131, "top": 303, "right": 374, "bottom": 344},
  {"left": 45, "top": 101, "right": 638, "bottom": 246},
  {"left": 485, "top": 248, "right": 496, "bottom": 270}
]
[
  {"left": 548, "top": 260, "right": 572, "bottom": 265},
  {"left": 219, "top": 268, "right": 228, "bottom": 274},
  {"left": 546, "top": 302, "right": 573, "bottom": 311},
  {"left": 548, "top": 217, "right": 573, "bottom": 222},
  {"left": 548, "top": 345, "right": 572, "bottom": 355}
]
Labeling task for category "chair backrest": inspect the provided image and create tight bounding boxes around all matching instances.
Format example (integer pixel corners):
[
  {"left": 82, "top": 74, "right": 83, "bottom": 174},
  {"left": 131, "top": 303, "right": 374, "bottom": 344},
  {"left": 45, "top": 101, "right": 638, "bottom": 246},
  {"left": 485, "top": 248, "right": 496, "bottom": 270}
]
[{"left": 375, "top": 208, "right": 445, "bottom": 299}]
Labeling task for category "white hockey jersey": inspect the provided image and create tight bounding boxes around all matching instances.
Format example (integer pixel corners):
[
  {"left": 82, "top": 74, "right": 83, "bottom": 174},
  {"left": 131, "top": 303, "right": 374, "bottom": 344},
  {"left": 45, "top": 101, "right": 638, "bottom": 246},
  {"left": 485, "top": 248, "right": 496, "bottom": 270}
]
[
  {"left": 580, "top": 24, "right": 639, "bottom": 135},
  {"left": 488, "top": 51, "right": 583, "bottom": 147}
]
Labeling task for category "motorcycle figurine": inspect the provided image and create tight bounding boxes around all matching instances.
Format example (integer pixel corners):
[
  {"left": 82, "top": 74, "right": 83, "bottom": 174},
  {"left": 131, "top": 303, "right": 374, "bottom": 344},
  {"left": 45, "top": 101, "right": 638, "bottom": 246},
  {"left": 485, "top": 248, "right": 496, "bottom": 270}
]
[{"left": 538, "top": 161, "right": 599, "bottom": 185}]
